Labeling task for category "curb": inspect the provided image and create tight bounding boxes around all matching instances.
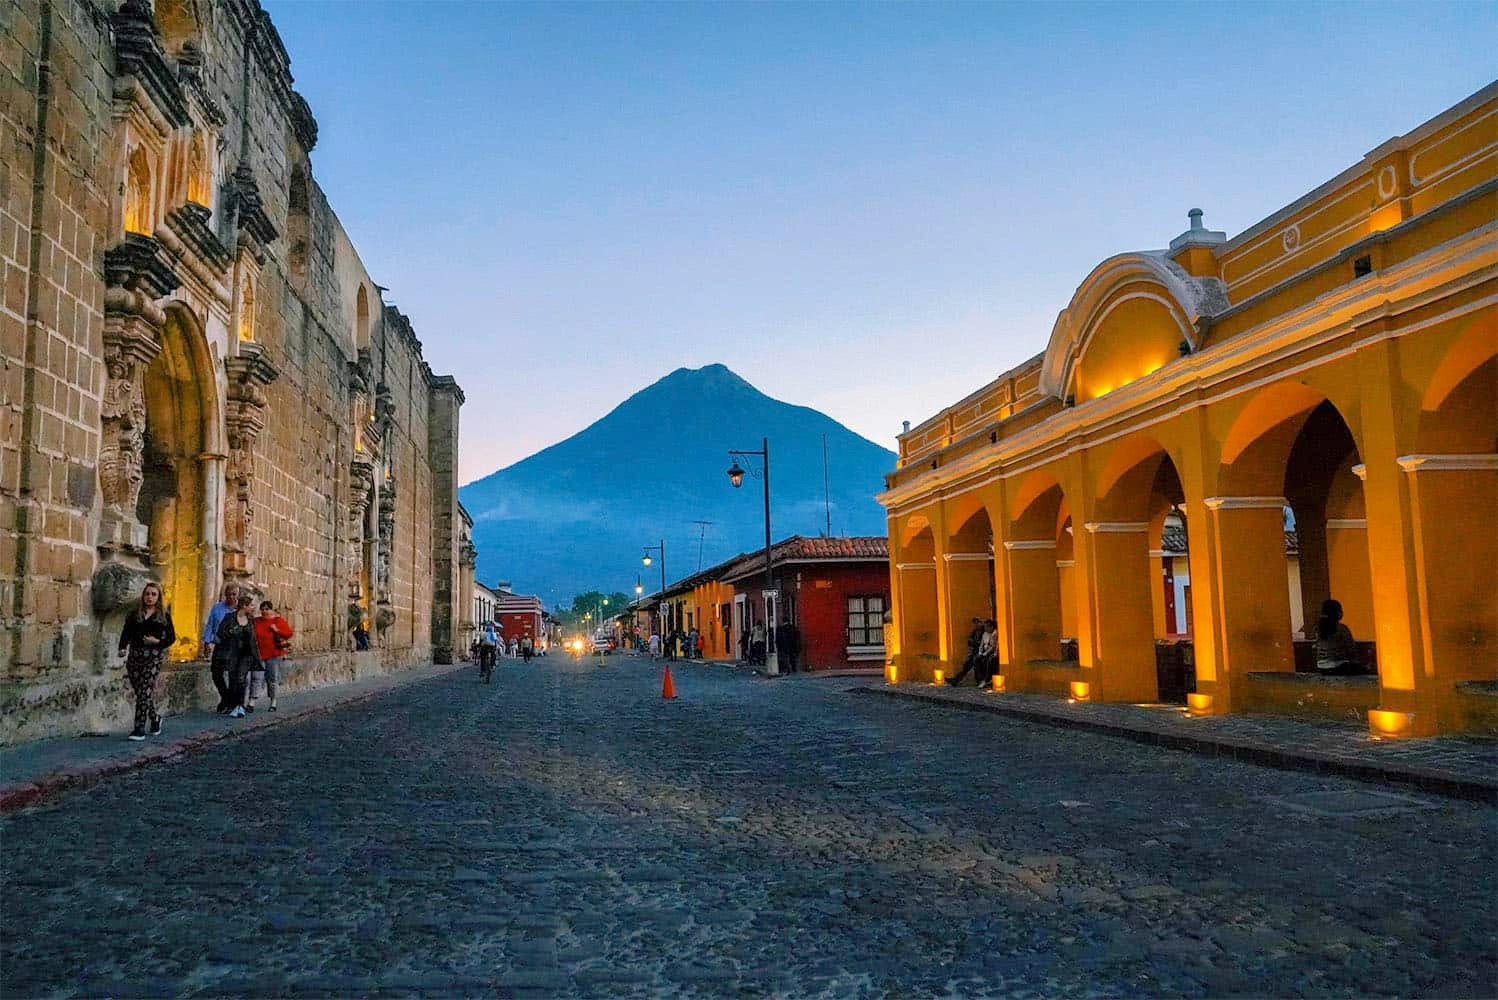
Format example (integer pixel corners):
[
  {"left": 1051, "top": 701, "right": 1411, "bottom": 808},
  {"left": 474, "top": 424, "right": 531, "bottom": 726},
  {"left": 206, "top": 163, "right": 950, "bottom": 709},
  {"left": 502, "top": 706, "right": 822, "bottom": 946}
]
[
  {"left": 0, "top": 665, "right": 463, "bottom": 814},
  {"left": 853, "top": 685, "right": 1498, "bottom": 804}
]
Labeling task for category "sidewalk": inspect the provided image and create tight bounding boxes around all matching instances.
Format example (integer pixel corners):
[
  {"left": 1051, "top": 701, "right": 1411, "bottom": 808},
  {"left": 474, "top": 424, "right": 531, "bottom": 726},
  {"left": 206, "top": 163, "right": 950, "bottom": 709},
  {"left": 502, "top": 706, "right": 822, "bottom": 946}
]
[
  {"left": 0, "top": 661, "right": 466, "bottom": 813},
  {"left": 857, "top": 682, "right": 1498, "bottom": 803}
]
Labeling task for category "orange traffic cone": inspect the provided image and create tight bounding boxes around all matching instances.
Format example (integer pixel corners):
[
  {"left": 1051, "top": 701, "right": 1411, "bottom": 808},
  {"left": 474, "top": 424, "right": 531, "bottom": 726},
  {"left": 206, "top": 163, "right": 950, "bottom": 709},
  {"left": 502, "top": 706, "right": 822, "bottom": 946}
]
[{"left": 661, "top": 666, "right": 677, "bottom": 700}]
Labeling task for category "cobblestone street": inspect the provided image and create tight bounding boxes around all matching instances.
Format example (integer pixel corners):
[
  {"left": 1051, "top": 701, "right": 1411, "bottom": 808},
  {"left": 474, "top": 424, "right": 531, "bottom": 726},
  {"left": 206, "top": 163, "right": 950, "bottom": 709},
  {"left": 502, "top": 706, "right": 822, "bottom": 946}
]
[{"left": 3, "top": 656, "right": 1494, "bottom": 998}]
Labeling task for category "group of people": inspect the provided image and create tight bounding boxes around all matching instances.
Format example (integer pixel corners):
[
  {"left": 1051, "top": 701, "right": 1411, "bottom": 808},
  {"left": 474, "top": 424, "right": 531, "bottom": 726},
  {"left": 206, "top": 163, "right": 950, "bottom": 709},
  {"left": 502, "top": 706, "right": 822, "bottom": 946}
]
[
  {"left": 649, "top": 626, "right": 705, "bottom": 661},
  {"left": 947, "top": 617, "right": 998, "bottom": 688},
  {"left": 117, "top": 580, "right": 294, "bottom": 741}
]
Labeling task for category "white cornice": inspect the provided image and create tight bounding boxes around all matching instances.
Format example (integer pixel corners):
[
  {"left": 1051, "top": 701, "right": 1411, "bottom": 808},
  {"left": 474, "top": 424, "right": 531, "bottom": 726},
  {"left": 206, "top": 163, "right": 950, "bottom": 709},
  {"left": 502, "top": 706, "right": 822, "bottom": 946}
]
[
  {"left": 1055, "top": 559, "right": 1076, "bottom": 568},
  {"left": 896, "top": 562, "right": 936, "bottom": 571},
  {"left": 1204, "top": 496, "right": 1287, "bottom": 511},
  {"left": 1085, "top": 522, "right": 1148, "bottom": 533},
  {"left": 943, "top": 552, "right": 993, "bottom": 562},
  {"left": 1003, "top": 540, "right": 1057, "bottom": 550},
  {"left": 1398, "top": 453, "right": 1498, "bottom": 473}
]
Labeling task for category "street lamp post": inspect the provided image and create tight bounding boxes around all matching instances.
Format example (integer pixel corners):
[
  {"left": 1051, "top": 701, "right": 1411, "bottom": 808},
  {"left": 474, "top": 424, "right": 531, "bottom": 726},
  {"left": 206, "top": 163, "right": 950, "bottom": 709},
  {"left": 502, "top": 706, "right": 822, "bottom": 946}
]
[
  {"left": 642, "top": 540, "right": 666, "bottom": 640},
  {"left": 727, "top": 437, "right": 777, "bottom": 676}
]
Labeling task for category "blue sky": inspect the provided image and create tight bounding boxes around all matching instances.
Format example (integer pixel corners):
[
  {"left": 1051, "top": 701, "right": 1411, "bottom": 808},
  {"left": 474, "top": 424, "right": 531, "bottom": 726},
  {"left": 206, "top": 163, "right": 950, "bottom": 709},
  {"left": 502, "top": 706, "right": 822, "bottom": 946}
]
[{"left": 262, "top": 1, "right": 1497, "bottom": 484}]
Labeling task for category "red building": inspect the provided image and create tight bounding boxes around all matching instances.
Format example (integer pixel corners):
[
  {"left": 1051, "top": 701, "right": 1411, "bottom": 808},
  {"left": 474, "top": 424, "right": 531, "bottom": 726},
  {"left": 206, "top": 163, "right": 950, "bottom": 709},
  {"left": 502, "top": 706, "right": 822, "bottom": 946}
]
[
  {"left": 727, "top": 536, "right": 888, "bottom": 672},
  {"left": 495, "top": 593, "right": 545, "bottom": 647}
]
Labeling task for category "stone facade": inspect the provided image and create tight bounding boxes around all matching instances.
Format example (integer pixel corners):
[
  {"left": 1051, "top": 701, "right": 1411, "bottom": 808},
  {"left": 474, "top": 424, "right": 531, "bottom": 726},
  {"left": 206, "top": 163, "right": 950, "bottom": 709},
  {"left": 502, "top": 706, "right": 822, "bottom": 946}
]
[{"left": 0, "top": 0, "right": 471, "bottom": 741}]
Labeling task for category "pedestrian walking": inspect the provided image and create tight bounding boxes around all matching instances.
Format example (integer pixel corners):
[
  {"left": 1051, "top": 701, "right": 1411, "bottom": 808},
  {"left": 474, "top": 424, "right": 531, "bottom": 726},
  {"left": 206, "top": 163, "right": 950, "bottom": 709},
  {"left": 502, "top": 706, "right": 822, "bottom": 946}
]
[
  {"left": 477, "top": 621, "right": 498, "bottom": 681},
  {"left": 521, "top": 636, "right": 534, "bottom": 662},
  {"left": 201, "top": 581, "right": 240, "bottom": 712},
  {"left": 648, "top": 632, "right": 662, "bottom": 659},
  {"left": 750, "top": 621, "right": 766, "bottom": 666},
  {"left": 214, "top": 595, "right": 262, "bottom": 718},
  {"left": 508, "top": 636, "right": 519, "bottom": 659},
  {"left": 118, "top": 581, "right": 175, "bottom": 740},
  {"left": 687, "top": 627, "right": 700, "bottom": 660},
  {"left": 252, "top": 600, "right": 294, "bottom": 712}
]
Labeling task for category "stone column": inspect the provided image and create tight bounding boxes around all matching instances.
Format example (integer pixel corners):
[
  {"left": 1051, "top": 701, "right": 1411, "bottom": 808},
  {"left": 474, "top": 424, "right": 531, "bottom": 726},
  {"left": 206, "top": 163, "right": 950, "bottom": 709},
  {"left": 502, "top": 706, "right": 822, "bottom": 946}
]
[
  {"left": 428, "top": 377, "right": 465, "bottom": 665},
  {"left": 347, "top": 456, "right": 375, "bottom": 642},
  {"left": 1079, "top": 521, "right": 1157, "bottom": 702},
  {"left": 374, "top": 476, "right": 397, "bottom": 645},
  {"left": 1198, "top": 497, "right": 1296, "bottom": 713},
  {"left": 1003, "top": 540, "right": 1061, "bottom": 667},
  {"left": 1394, "top": 454, "right": 1498, "bottom": 731},
  {"left": 221, "top": 344, "right": 278, "bottom": 586}
]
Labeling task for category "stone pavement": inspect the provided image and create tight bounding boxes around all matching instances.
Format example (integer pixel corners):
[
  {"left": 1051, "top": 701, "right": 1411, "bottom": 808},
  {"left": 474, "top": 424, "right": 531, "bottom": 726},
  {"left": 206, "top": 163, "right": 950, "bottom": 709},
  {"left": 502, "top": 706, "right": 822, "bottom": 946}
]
[
  {"left": 861, "top": 682, "right": 1498, "bottom": 803},
  {"left": 2, "top": 654, "right": 1495, "bottom": 998},
  {"left": 0, "top": 662, "right": 467, "bottom": 812}
]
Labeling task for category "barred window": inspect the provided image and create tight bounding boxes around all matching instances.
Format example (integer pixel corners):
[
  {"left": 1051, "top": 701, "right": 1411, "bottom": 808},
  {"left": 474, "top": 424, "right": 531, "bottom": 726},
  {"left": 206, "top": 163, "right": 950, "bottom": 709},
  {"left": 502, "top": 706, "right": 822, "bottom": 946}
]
[{"left": 847, "top": 595, "right": 886, "bottom": 646}]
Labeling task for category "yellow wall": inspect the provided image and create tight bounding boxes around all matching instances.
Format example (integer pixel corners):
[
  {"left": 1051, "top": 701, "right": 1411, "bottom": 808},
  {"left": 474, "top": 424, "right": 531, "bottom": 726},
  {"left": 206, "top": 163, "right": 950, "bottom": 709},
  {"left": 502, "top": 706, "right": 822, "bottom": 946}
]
[{"left": 881, "top": 84, "right": 1498, "bottom": 735}]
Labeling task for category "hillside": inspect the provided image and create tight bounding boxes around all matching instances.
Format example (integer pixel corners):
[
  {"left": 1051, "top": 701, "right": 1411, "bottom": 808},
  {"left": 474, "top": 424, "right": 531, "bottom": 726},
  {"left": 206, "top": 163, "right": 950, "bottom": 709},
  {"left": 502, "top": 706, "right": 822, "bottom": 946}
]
[{"left": 459, "top": 365, "right": 895, "bottom": 605}]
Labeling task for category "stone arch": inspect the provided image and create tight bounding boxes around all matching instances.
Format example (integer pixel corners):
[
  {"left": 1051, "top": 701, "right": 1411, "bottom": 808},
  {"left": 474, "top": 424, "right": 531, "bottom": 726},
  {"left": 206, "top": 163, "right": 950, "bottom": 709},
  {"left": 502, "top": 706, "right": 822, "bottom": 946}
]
[
  {"left": 1092, "top": 433, "right": 1185, "bottom": 523},
  {"left": 124, "top": 146, "right": 154, "bottom": 236},
  {"left": 946, "top": 502, "right": 996, "bottom": 651},
  {"left": 1005, "top": 472, "right": 1075, "bottom": 665},
  {"left": 139, "top": 304, "right": 219, "bottom": 659},
  {"left": 895, "top": 518, "right": 940, "bottom": 679},
  {"left": 1418, "top": 317, "right": 1497, "bottom": 454},
  {"left": 1040, "top": 252, "right": 1224, "bottom": 400},
  {"left": 1222, "top": 390, "right": 1375, "bottom": 666}
]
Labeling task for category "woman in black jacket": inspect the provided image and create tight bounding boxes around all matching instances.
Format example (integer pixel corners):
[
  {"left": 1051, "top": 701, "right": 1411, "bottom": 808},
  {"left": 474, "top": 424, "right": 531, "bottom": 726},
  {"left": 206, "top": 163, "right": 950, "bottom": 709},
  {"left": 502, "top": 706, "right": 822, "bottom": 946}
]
[
  {"left": 118, "top": 581, "right": 175, "bottom": 740},
  {"left": 215, "top": 595, "right": 262, "bottom": 719}
]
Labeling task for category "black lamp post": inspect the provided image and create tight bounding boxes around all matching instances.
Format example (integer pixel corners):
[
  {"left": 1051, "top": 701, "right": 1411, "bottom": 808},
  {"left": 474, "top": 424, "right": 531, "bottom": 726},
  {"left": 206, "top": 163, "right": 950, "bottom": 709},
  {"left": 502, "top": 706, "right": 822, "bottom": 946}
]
[
  {"left": 727, "top": 437, "right": 777, "bottom": 676},
  {"left": 642, "top": 540, "right": 666, "bottom": 637}
]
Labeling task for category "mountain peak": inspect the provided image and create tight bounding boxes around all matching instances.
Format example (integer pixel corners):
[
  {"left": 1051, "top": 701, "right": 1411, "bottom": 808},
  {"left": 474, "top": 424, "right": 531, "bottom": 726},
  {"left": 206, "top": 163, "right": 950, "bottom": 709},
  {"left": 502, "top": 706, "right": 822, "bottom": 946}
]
[{"left": 657, "top": 363, "right": 752, "bottom": 390}]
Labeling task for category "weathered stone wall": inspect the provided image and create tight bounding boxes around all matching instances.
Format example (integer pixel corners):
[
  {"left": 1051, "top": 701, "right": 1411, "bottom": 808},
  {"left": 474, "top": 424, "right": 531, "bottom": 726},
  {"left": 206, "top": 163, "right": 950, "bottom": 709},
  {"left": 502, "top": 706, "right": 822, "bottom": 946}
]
[{"left": 0, "top": 0, "right": 465, "bottom": 742}]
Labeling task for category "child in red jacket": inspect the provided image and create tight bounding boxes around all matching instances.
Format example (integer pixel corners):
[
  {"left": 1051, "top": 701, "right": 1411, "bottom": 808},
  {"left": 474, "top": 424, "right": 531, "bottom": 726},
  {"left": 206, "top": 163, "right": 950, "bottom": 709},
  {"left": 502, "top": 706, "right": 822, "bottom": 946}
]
[{"left": 252, "top": 600, "right": 294, "bottom": 712}]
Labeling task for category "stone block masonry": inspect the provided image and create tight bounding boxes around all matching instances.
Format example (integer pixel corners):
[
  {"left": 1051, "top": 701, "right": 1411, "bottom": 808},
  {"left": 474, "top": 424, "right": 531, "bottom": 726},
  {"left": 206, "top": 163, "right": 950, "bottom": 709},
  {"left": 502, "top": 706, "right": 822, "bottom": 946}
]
[{"left": 0, "top": 0, "right": 474, "bottom": 742}]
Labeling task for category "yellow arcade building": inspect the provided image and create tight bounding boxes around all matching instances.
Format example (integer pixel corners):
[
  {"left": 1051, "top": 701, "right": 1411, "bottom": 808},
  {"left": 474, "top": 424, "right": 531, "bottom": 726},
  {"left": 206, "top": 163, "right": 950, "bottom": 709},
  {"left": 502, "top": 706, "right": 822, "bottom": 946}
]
[{"left": 877, "top": 83, "right": 1497, "bottom": 738}]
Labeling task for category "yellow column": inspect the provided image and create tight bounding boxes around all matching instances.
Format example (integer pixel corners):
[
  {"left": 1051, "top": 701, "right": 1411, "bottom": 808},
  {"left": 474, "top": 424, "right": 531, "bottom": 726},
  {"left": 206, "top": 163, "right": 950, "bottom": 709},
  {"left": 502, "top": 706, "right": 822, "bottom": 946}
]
[
  {"left": 885, "top": 518, "right": 903, "bottom": 680},
  {"left": 1079, "top": 521, "right": 1157, "bottom": 702},
  {"left": 1398, "top": 454, "right": 1498, "bottom": 732},
  {"left": 1357, "top": 338, "right": 1432, "bottom": 734},
  {"left": 1201, "top": 496, "right": 1296, "bottom": 713},
  {"left": 930, "top": 512, "right": 952, "bottom": 678},
  {"left": 1004, "top": 540, "right": 1061, "bottom": 663},
  {"left": 896, "top": 562, "right": 940, "bottom": 682}
]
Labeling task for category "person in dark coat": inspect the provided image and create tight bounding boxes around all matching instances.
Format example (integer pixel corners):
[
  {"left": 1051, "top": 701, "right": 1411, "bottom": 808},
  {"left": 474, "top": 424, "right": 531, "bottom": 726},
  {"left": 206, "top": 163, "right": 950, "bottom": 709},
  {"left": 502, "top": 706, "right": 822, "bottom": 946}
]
[
  {"left": 778, "top": 618, "right": 800, "bottom": 673},
  {"left": 214, "top": 595, "right": 262, "bottom": 718}
]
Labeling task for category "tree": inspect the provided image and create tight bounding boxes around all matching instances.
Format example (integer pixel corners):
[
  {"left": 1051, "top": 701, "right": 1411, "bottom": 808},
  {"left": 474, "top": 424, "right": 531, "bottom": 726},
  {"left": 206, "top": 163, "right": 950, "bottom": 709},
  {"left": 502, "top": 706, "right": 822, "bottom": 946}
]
[{"left": 555, "top": 590, "right": 632, "bottom": 628}]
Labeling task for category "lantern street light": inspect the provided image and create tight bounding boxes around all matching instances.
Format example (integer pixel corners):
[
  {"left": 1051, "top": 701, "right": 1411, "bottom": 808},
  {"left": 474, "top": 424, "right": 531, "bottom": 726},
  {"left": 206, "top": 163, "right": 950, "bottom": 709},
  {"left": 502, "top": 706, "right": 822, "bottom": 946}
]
[
  {"left": 726, "top": 437, "right": 777, "bottom": 676},
  {"left": 642, "top": 540, "right": 666, "bottom": 637}
]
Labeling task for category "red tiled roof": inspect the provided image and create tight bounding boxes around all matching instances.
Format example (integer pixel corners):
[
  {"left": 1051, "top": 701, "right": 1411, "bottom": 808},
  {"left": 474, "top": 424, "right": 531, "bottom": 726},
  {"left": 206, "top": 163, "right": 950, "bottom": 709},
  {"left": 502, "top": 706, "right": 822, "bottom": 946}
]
[{"left": 651, "top": 535, "right": 890, "bottom": 596}]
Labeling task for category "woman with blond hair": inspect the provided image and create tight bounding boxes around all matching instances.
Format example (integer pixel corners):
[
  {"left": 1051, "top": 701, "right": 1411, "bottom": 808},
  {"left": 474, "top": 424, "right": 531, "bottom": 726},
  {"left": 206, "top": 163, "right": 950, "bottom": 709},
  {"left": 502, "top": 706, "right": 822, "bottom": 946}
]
[{"left": 118, "top": 581, "right": 175, "bottom": 740}]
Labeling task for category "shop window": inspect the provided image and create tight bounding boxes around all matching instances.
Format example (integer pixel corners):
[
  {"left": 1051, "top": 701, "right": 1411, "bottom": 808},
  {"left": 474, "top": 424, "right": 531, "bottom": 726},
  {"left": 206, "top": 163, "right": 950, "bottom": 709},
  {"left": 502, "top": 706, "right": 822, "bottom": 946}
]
[{"left": 847, "top": 595, "right": 886, "bottom": 646}]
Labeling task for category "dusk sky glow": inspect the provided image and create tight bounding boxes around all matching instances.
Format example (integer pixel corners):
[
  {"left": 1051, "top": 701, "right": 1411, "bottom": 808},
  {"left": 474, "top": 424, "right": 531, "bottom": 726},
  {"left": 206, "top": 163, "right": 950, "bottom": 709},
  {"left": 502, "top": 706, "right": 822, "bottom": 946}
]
[{"left": 262, "top": 1, "right": 1497, "bottom": 485}]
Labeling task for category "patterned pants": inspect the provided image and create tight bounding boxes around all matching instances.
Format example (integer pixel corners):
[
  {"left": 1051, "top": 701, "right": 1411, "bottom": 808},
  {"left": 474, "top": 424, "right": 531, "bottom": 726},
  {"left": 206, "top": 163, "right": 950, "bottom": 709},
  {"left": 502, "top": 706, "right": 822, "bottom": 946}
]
[{"left": 126, "top": 647, "right": 165, "bottom": 731}]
